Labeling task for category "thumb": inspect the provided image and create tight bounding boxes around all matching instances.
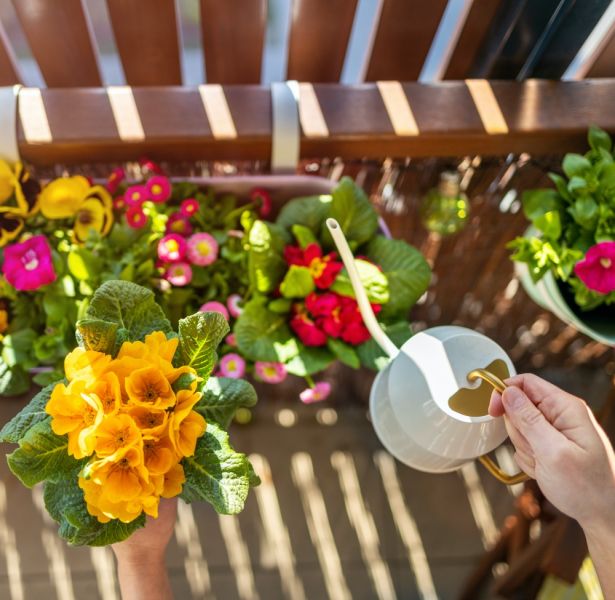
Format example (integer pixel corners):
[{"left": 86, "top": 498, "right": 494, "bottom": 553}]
[{"left": 501, "top": 386, "right": 562, "bottom": 454}]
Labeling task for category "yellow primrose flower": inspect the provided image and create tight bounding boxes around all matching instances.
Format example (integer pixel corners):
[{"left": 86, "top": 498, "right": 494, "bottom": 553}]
[
  {"left": 143, "top": 436, "right": 175, "bottom": 475},
  {"left": 168, "top": 384, "right": 205, "bottom": 458},
  {"left": 128, "top": 406, "right": 169, "bottom": 437},
  {"left": 125, "top": 365, "right": 176, "bottom": 410},
  {"left": 64, "top": 347, "right": 112, "bottom": 384},
  {"left": 93, "top": 413, "right": 142, "bottom": 458},
  {"left": 73, "top": 186, "right": 113, "bottom": 244},
  {"left": 161, "top": 463, "right": 186, "bottom": 498},
  {"left": 39, "top": 175, "right": 89, "bottom": 219}
]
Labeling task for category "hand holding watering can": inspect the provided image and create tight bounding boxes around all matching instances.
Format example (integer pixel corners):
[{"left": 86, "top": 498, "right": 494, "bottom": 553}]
[{"left": 326, "top": 218, "right": 528, "bottom": 485}]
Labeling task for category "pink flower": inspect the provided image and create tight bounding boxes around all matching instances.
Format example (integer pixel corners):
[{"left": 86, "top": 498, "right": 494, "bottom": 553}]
[
  {"left": 300, "top": 381, "right": 332, "bottom": 404},
  {"left": 165, "top": 213, "right": 193, "bottom": 236},
  {"left": 113, "top": 196, "right": 127, "bottom": 211},
  {"left": 125, "top": 206, "right": 148, "bottom": 228},
  {"left": 158, "top": 234, "right": 187, "bottom": 263},
  {"left": 187, "top": 233, "right": 218, "bottom": 266},
  {"left": 225, "top": 333, "right": 237, "bottom": 347},
  {"left": 200, "top": 301, "right": 229, "bottom": 321},
  {"left": 254, "top": 361, "right": 287, "bottom": 384},
  {"left": 219, "top": 353, "right": 246, "bottom": 379},
  {"left": 575, "top": 241, "right": 615, "bottom": 294},
  {"left": 125, "top": 185, "right": 149, "bottom": 207},
  {"left": 146, "top": 176, "right": 172, "bottom": 203},
  {"left": 106, "top": 167, "right": 125, "bottom": 194},
  {"left": 227, "top": 294, "right": 243, "bottom": 318},
  {"left": 140, "top": 159, "right": 163, "bottom": 175},
  {"left": 3, "top": 235, "right": 56, "bottom": 291},
  {"left": 180, "top": 198, "right": 199, "bottom": 218},
  {"left": 165, "top": 262, "right": 192, "bottom": 287},
  {"left": 251, "top": 188, "right": 272, "bottom": 217}
]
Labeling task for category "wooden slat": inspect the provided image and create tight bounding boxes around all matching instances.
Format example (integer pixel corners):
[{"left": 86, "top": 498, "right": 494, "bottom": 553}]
[
  {"left": 287, "top": 0, "right": 357, "bottom": 82},
  {"left": 106, "top": 0, "right": 182, "bottom": 86},
  {"left": 15, "top": 80, "right": 615, "bottom": 165},
  {"left": 0, "top": 21, "right": 20, "bottom": 85},
  {"left": 365, "top": 0, "right": 448, "bottom": 81},
  {"left": 11, "top": 0, "right": 101, "bottom": 87},
  {"left": 586, "top": 31, "right": 615, "bottom": 78},
  {"left": 200, "top": 0, "right": 266, "bottom": 84},
  {"left": 444, "top": 0, "right": 504, "bottom": 80}
]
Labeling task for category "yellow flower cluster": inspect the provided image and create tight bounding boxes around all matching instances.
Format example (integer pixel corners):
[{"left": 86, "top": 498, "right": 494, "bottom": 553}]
[{"left": 46, "top": 332, "right": 206, "bottom": 523}]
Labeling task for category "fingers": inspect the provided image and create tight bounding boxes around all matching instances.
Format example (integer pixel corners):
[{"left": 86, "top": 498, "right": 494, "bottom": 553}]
[
  {"left": 489, "top": 390, "right": 504, "bottom": 417},
  {"left": 513, "top": 451, "right": 536, "bottom": 479},
  {"left": 504, "top": 417, "right": 533, "bottom": 458}
]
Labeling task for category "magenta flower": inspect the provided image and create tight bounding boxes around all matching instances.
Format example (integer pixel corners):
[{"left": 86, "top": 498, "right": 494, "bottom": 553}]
[
  {"left": 3, "top": 235, "right": 56, "bottom": 291},
  {"left": 299, "top": 381, "right": 332, "bottom": 404},
  {"left": 180, "top": 198, "right": 199, "bottom": 218},
  {"left": 125, "top": 206, "right": 148, "bottom": 228},
  {"left": 146, "top": 176, "right": 172, "bottom": 203},
  {"left": 166, "top": 213, "right": 193, "bottom": 236},
  {"left": 106, "top": 167, "right": 125, "bottom": 195},
  {"left": 113, "top": 196, "right": 127, "bottom": 211},
  {"left": 227, "top": 294, "right": 243, "bottom": 318},
  {"left": 219, "top": 353, "right": 246, "bottom": 379},
  {"left": 575, "top": 242, "right": 615, "bottom": 295},
  {"left": 251, "top": 188, "right": 272, "bottom": 218},
  {"left": 254, "top": 361, "right": 287, "bottom": 384},
  {"left": 187, "top": 233, "right": 218, "bottom": 266},
  {"left": 225, "top": 333, "right": 237, "bottom": 347},
  {"left": 200, "top": 301, "right": 229, "bottom": 321},
  {"left": 158, "top": 233, "right": 187, "bottom": 263},
  {"left": 125, "top": 185, "right": 149, "bottom": 207},
  {"left": 165, "top": 262, "right": 192, "bottom": 287}
]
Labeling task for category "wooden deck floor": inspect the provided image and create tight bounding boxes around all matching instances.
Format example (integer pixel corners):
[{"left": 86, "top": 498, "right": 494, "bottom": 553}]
[{"left": 0, "top": 367, "right": 610, "bottom": 600}]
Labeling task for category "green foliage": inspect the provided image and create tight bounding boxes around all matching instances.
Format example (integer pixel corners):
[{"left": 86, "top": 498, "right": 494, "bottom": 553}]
[
  {"left": 279, "top": 265, "right": 315, "bottom": 298},
  {"left": 327, "top": 338, "right": 360, "bottom": 369},
  {"left": 247, "top": 221, "right": 289, "bottom": 293},
  {"left": 0, "top": 382, "right": 57, "bottom": 443},
  {"left": 330, "top": 259, "right": 389, "bottom": 304},
  {"left": 357, "top": 321, "right": 413, "bottom": 370},
  {"left": 285, "top": 345, "right": 334, "bottom": 376},
  {"left": 76, "top": 319, "right": 119, "bottom": 354},
  {"left": 276, "top": 194, "right": 332, "bottom": 232},
  {"left": 0, "top": 362, "right": 30, "bottom": 397},
  {"left": 195, "top": 377, "right": 257, "bottom": 429}
]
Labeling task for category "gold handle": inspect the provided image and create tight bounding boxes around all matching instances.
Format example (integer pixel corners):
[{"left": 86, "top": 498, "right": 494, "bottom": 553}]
[{"left": 467, "top": 368, "right": 530, "bottom": 486}]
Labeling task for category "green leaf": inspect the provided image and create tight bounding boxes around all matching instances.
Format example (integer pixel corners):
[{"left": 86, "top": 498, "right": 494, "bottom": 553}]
[
  {"left": 0, "top": 363, "right": 30, "bottom": 397},
  {"left": 84, "top": 280, "right": 172, "bottom": 342},
  {"left": 32, "top": 370, "right": 64, "bottom": 388},
  {"left": 534, "top": 210, "right": 561, "bottom": 239},
  {"left": 76, "top": 319, "right": 119, "bottom": 354},
  {"left": 7, "top": 420, "right": 75, "bottom": 488},
  {"left": 568, "top": 197, "right": 598, "bottom": 230},
  {"left": 181, "top": 421, "right": 258, "bottom": 514},
  {"left": 247, "top": 220, "right": 288, "bottom": 294},
  {"left": 2, "top": 328, "right": 37, "bottom": 368},
  {"left": 276, "top": 194, "right": 332, "bottom": 232},
  {"left": 68, "top": 248, "right": 102, "bottom": 281},
  {"left": 285, "top": 345, "right": 333, "bottom": 376},
  {"left": 366, "top": 236, "right": 431, "bottom": 319},
  {"left": 547, "top": 173, "right": 572, "bottom": 202},
  {"left": 327, "top": 338, "right": 360, "bottom": 369},
  {"left": 522, "top": 189, "right": 560, "bottom": 221},
  {"left": 562, "top": 153, "right": 591, "bottom": 178},
  {"left": 292, "top": 224, "right": 318, "bottom": 248},
  {"left": 268, "top": 298, "right": 292, "bottom": 314},
  {"left": 195, "top": 377, "right": 257, "bottom": 429},
  {"left": 357, "top": 321, "right": 412, "bottom": 370},
  {"left": 330, "top": 259, "right": 389, "bottom": 304},
  {"left": 588, "top": 125, "right": 612, "bottom": 152},
  {"left": 328, "top": 177, "right": 378, "bottom": 246},
  {"left": 235, "top": 299, "right": 299, "bottom": 362},
  {"left": 179, "top": 312, "right": 230, "bottom": 381},
  {"left": 279, "top": 265, "right": 315, "bottom": 299},
  {"left": 0, "top": 382, "right": 57, "bottom": 443}
]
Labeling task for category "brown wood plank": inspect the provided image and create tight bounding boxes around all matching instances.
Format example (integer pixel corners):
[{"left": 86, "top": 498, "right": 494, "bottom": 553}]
[
  {"left": 0, "top": 21, "right": 20, "bottom": 85},
  {"left": 287, "top": 0, "right": 357, "bottom": 82},
  {"left": 106, "top": 0, "right": 182, "bottom": 86},
  {"left": 11, "top": 0, "right": 101, "bottom": 87},
  {"left": 200, "top": 0, "right": 266, "bottom": 84},
  {"left": 16, "top": 80, "right": 615, "bottom": 165},
  {"left": 586, "top": 31, "right": 615, "bottom": 78},
  {"left": 365, "top": 0, "right": 448, "bottom": 81},
  {"left": 444, "top": 0, "right": 504, "bottom": 79}
]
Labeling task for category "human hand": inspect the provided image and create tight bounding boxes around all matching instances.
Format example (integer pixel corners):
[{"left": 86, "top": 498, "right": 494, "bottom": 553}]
[{"left": 489, "top": 374, "right": 615, "bottom": 531}]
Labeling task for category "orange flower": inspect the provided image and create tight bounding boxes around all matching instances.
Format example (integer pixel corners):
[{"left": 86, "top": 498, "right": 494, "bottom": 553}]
[
  {"left": 64, "top": 348, "right": 111, "bottom": 384},
  {"left": 168, "top": 384, "right": 205, "bottom": 458},
  {"left": 143, "top": 436, "right": 175, "bottom": 475},
  {"left": 88, "top": 371, "right": 121, "bottom": 415},
  {"left": 161, "top": 463, "right": 186, "bottom": 498},
  {"left": 128, "top": 406, "right": 169, "bottom": 437},
  {"left": 94, "top": 413, "right": 142, "bottom": 457},
  {"left": 144, "top": 331, "right": 178, "bottom": 363},
  {"left": 125, "top": 365, "right": 176, "bottom": 409}
]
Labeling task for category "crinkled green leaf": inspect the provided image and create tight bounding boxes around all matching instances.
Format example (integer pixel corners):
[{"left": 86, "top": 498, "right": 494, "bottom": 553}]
[
  {"left": 195, "top": 377, "right": 257, "bottom": 429},
  {"left": 7, "top": 420, "right": 75, "bottom": 487},
  {"left": 76, "top": 319, "right": 118, "bottom": 354},
  {"left": 235, "top": 299, "right": 299, "bottom": 362},
  {"left": 181, "top": 421, "right": 258, "bottom": 514},
  {"left": 84, "top": 280, "right": 172, "bottom": 342},
  {"left": 276, "top": 194, "right": 332, "bottom": 233},
  {"left": 357, "top": 321, "right": 412, "bottom": 370},
  {"left": 327, "top": 338, "right": 360, "bottom": 369},
  {"left": 0, "top": 382, "right": 57, "bottom": 443},
  {"left": 279, "top": 265, "right": 315, "bottom": 299},
  {"left": 285, "top": 344, "right": 333, "bottom": 376},
  {"left": 179, "top": 311, "right": 229, "bottom": 381},
  {"left": 330, "top": 259, "right": 389, "bottom": 304},
  {"left": 248, "top": 221, "right": 289, "bottom": 293},
  {"left": 366, "top": 236, "right": 431, "bottom": 319},
  {"left": 0, "top": 362, "right": 30, "bottom": 397}
]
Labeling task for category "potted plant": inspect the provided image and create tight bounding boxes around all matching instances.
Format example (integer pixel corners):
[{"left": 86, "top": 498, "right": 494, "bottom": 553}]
[{"left": 509, "top": 126, "right": 615, "bottom": 345}]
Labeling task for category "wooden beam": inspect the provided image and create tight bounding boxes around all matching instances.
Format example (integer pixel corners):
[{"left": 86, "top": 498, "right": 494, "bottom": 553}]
[
  {"left": 0, "top": 21, "right": 21, "bottom": 85},
  {"left": 15, "top": 80, "right": 615, "bottom": 166}
]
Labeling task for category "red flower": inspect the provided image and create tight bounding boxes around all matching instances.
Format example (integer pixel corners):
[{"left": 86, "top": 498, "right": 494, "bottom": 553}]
[
  {"left": 284, "top": 243, "right": 343, "bottom": 289},
  {"left": 251, "top": 188, "right": 272, "bottom": 217},
  {"left": 290, "top": 305, "right": 328, "bottom": 346}
]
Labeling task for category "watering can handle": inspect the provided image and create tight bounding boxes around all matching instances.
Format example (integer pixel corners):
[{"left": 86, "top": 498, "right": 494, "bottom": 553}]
[{"left": 468, "top": 369, "right": 531, "bottom": 486}]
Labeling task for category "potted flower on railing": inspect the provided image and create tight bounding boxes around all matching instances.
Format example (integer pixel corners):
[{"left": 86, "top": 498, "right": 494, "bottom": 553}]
[
  {"left": 234, "top": 177, "right": 432, "bottom": 401},
  {"left": 509, "top": 126, "right": 615, "bottom": 345}
]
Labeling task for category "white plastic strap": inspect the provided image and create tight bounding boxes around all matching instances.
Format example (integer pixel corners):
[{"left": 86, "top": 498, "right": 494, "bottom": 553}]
[
  {"left": 0, "top": 85, "right": 21, "bottom": 163},
  {"left": 271, "top": 81, "right": 300, "bottom": 174}
]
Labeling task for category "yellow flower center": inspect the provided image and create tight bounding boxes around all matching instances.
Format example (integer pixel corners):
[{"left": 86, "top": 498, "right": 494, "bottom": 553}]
[
  {"left": 196, "top": 241, "right": 211, "bottom": 256},
  {"left": 309, "top": 257, "right": 326, "bottom": 279},
  {"left": 115, "top": 428, "right": 130, "bottom": 445},
  {"left": 144, "top": 385, "right": 158, "bottom": 402},
  {"left": 166, "top": 239, "right": 179, "bottom": 253},
  {"left": 152, "top": 184, "right": 162, "bottom": 195},
  {"left": 264, "top": 366, "right": 277, "bottom": 377},
  {"left": 84, "top": 405, "right": 96, "bottom": 425},
  {"left": 600, "top": 257, "right": 612, "bottom": 269},
  {"left": 171, "top": 221, "right": 184, "bottom": 232},
  {"left": 227, "top": 360, "right": 236, "bottom": 370},
  {"left": 22, "top": 249, "right": 39, "bottom": 271}
]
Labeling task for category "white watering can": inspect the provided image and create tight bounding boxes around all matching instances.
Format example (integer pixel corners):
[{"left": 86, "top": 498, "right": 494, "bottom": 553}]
[{"left": 326, "top": 218, "right": 528, "bottom": 485}]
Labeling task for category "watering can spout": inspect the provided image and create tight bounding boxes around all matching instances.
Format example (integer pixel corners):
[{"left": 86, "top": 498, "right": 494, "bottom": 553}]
[{"left": 326, "top": 218, "right": 399, "bottom": 359}]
